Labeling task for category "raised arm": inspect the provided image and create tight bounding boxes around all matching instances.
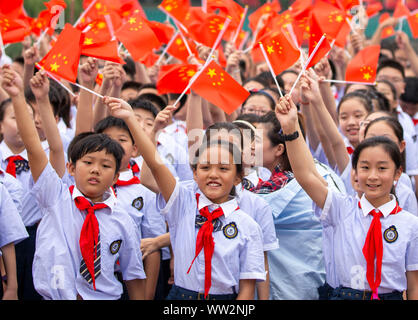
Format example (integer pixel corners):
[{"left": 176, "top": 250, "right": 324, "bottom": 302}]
[
  {"left": 275, "top": 95, "right": 328, "bottom": 209},
  {"left": 29, "top": 70, "right": 66, "bottom": 177},
  {"left": 75, "top": 58, "right": 98, "bottom": 135},
  {"left": 22, "top": 45, "right": 40, "bottom": 90},
  {"left": 1, "top": 65, "right": 47, "bottom": 182},
  {"left": 103, "top": 97, "right": 176, "bottom": 202},
  {"left": 396, "top": 31, "right": 418, "bottom": 77}
]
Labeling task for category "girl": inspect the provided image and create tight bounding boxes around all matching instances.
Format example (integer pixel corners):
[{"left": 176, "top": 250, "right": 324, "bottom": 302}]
[
  {"left": 103, "top": 96, "right": 266, "bottom": 300},
  {"left": 241, "top": 90, "right": 276, "bottom": 116},
  {"left": 275, "top": 94, "right": 418, "bottom": 300}
]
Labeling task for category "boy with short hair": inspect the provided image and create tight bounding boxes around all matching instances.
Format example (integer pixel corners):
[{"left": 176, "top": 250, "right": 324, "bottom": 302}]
[{"left": 1, "top": 65, "right": 146, "bottom": 300}]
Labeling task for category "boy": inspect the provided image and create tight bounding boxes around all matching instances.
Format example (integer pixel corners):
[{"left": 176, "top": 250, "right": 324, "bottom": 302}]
[{"left": 1, "top": 65, "right": 146, "bottom": 300}]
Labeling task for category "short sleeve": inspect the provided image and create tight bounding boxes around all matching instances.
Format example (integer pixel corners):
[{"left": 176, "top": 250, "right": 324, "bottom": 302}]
[
  {"left": 320, "top": 188, "right": 355, "bottom": 227},
  {"left": 406, "top": 225, "right": 418, "bottom": 272}
]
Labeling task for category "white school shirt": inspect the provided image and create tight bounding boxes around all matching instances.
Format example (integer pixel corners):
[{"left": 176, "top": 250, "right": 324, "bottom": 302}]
[
  {"left": 157, "top": 180, "right": 266, "bottom": 295},
  {"left": 162, "top": 119, "right": 189, "bottom": 152},
  {"left": 0, "top": 170, "right": 24, "bottom": 213},
  {"left": 319, "top": 190, "right": 418, "bottom": 293},
  {"left": 132, "top": 155, "right": 179, "bottom": 180},
  {"left": 340, "top": 161, "right": 417, "bottom": 215},
  {"left": 114, "top": 170, "right": 166, "bottom": 239},
  {"left": 32, "top": 163, "right": 145, "bottom": 300},
  {"left": 0, "top": 183, "right": 28, "bottom": 248},
  {"left": 157, "top": 132, "right": 194, "bottom": 181}
]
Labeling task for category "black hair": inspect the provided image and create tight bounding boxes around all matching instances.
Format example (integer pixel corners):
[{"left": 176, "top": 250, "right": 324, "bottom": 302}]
[
  {"left": 121, "top": 80, "right": 143, "bottom": 92},
  {"left": 94, "top": 116, "right": 134, "bottom": 144},
  {"left": 128, "top": 97, "right": 159, "bottom": 118},
  {"left": 364, "top": 116, "right": 406, "bottom": 170},
  {"left": 167, "top": 93, "right": 188, "bottom": 113},
  {"left": 370, "top": 90, "right": 390, "bottom": 112},
  {"left": 377, "top": 58, "right": 405, "bottom": 79},
  {"left": 122, "top": 56, "right": 136, "bottom": 80},
  {"left": 12, "top": 56, "right": 24, "bottom": 65},
  {"left": 203, "top": 122, "right": 244, "bottom": 151},
  {"left": 400, "top": 77, "right": 418, "bottom": 104},
  {"left": 68, "top": 132, "right": 125, "bottom": 174},
  {"left": 24, "top": 83, "right": 62, "bottom": 118},
  {"left": 242, "top": 90, "right": 276, "bottom": 111},
  {"left": 377, "top": 79, "right": 397, "bottom": 102},
  {"left": 137, "top": 93, "right": 167, "bottom": 111},
  {"left": 190, "top": 139, "right": 243, "bottom": 197},
  {"left": 0, "top": 98, "right": 12, "bottom": 122},
  {"left": 351, "top": 136, "right": 402, "bottom": 197},
  {"left": 235, "top": 112, "right": 260, "bottom": 125},
  {"left": 242, "top": 76, "right": 269, "bottom": 89},
  {"left": 337, "top": 91, "right": 373, "bottom": 115},
  {"left": 51, "top": 80, "right": 72, "bottom": 128}
]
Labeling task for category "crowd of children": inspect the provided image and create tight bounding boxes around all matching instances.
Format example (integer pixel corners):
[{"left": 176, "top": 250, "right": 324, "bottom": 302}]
[{"left": 0, "top": 2, "right": 417, "bottom": 301}]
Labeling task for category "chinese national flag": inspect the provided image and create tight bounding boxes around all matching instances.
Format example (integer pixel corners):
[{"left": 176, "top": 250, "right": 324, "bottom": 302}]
[
  {"left": 191, "top": 60, "right": 250, "bottom": 115},
  {"left": 334, "top": 19, "right": 351, "bottom": 48},
  {"left": 187, "top": 14, "right": 232, "bottom": 47},
  {"left": 146, "top": 20, "right": 175, "bottom": 44},
  {"left": 207, "top": 0, "right": 245, "bottom": 25},
  {"left": 345, "top": 45, "right": 380, "bottom": 83},
  {"left": 159, "top": 0, "right": 190, "bottom": 26},
  {"left": 141, "top": 51, "right": 160, "bottom": 67},
  {"left": 37, "top": 23, "right": 83, "bottom": 83},
  {"left": 0, "top": 14, "right": 31, "bottom": 44},
  {"left": 258, "top": 31, "right": 301, "bottom": 75},
  {"left": 167, "top": 33, "right": 197, "bottom": 63},
  {"left": 312, "top": 1, "right": 346, "bottom": 40},
  {"left": 32, "top": 0, "right": 67, "bottom": 35},
  {"left": 114, "top": 13, "right": 161, "bottom": 62},
  {"left": 156, "top": 64, "right": 198, "bottom": 94},
  {"left": 248, "top": 0, "right": 281, "bottom": 31},
  {"left": 393, "top": 0, "right": 411, "bottom": 18},
  {"left": 366, "top": 2, "right": 383, "bottom": 17},
  {"left": 407, "top": 13, "right": 418, "bottom": 38},
  {"left": 81, "top": 39, "right": 125, "bottom": 64},
  {"left": 306, "top": 13, "right": 331, "bottom": 69},
  {"left": 81, "top": 19, "right": 112, "bottom": 43},
  {"left": 379, "top": 13, "right": 396, "bottom": 39}
]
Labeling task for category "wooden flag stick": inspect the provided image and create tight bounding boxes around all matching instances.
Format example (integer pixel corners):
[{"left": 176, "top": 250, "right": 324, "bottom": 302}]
[
  {"left": 231, "top": 6, "right": 248, "bottom": 46},
  {"left": 289, "top": 34, "right": 326, "bottom": 96},
  {"left": 259, "top": 42, "right": 283, "bottom": 97}
]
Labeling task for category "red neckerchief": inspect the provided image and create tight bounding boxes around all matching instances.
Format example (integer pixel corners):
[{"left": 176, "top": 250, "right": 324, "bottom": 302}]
[
  {"left": 359, "top": 201, "right": 401, "bottom": 299},
  {"left": 115, "top": 176, "right": 141, "bottom": 186},
  {"left": 347, "top": 146, "right": 354, "bottom": 155},
  {"left": 6, "top": 155, "right": 26, "bottom": 177},
  {"left": 187, "top": 193, "right": 225, "bottom": 298},
  {"left": 69, "top": 185, "right": 108, "bottom": 290}
]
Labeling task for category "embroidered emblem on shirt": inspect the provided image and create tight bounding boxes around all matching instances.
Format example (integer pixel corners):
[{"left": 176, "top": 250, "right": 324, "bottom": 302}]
[
  {"left": 110, "top": 240, "right": 122, "bottom": 255},
  {"left": 132, "top": 197, "right": 144, "bottom": 211},
  {"left": 383, "top": 225, "right": 398, "bottom": 243},
  {"left": 223, "top": 222, "right": 238, "bottom": 239},
  {"left": 195, "top": 215, "right": 223, "bottom": 232},
  {"left": 165, "top": 153, "right": 174, "bottom": 164}
]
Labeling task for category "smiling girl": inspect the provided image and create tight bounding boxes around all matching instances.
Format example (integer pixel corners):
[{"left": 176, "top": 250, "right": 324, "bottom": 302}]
[
  {"left": 103, "top": 96, "right": 265, "bottom": 300},
  {"left": 275, "top": 94, "right": 418, "bottom": 300}
]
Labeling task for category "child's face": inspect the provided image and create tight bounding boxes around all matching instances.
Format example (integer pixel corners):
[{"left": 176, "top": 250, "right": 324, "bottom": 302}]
[
  {"left": 102, "top": 127, "right": 137, "bottom": 171},
  {"left": 68, "top": 150, "right": 119, "bottom": 203},
  {"left": 364, "top": 121, "right": 404, "bottom": 153},
  {"left": 338, "top": 98, "right": 368, "bottom": 147},
  {"left": 193, "top": 145, "right": 241, "bottom": 204},
  {"left": 376, "top": 82, "right": 396, "bottom": 110},
  {"left": 376, "top": 67, "right": 405, "bottom": 99},
  {"left": 0, "top": 103, "right": 33, "bottom": 150},
  {"left": 358, "top": 112, "right": 388, "bottom": 143},
  {"left": 121, "top": 88, "right": 139, "bottom": 102},
  {"left": 355, "top": 146, "right": 401, "bottom": 207},
  {"left": 254, "top": 122, "right": 283, "bottom": 171},
  {"left": 242, "top": 95, "right": 272, "bottom": 116},
  {"left": 133, "top": 108, "right": 155, "bottom": 137}
]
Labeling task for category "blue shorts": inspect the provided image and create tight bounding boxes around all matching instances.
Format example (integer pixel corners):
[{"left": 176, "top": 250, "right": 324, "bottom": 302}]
[{"left": 166, "top": 284, "right": 238, "bottom": 300}]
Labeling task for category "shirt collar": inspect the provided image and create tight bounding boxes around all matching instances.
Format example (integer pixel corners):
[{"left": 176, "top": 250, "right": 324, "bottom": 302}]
[
  {"left": 71, "top": 185, "right": 117, "bottom": 211},
  {"left": 118, "top": 169, "right": 134, "bottom": 181},
  {"left": 359, "top": 194, "right": 398, "bottom": 218},
  {"left": 196, "top": 191, "right": 238, "bottom": 219},
  {"left": 245, "top": 169, "right": 260, "bottom": 187},
  {"left": 0, "top": 141, "right": 28, "bottom": 161}
]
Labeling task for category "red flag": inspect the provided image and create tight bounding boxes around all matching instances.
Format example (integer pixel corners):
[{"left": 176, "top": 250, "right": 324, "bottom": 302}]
[
  {"left": 393, "top": 0, "right": 411, "bottom": 18},
  {"left": 312, "top": 0, "right": 346, "bottom": 40},
  {"left": 191, "top": 60, "right": 250, "bottom": 115},
  {"left": 166, "top": 33, "right": 197, "bottom": 63},
  {"left": 379, "top": 13, "right": 396, "bottom": 39},
  {"left": 334, "top": 19, "right": 351, "bottom": 48},
  {"left": 258, "top": 31, "right": 301, "bottom": 75},
  {"left": 306, "top": 13, "right": 331, "bottom": 69},
  {"left": 0, "top": 14, "right": 30, "bottom": 44},
  {"left": 407, "top": 12, "right": 418, "bottom": 38},
  {"left": 248, "top": 0, "right": 281, "bottom": 31},
  {"left": 156, "top": 64, "right": 198, "bottom": 94},
  {"left": 366, "top": 2, "right": 383, "bottom": 17},
  {"left": 114, "top": 13, "right": 161, "bottom": 62},
  {"left": 345, "top": 45, "right": 381, "bottom": 83},
  {"left": 81, "top": 19, "right": 112, "bottom": 43},
  {"left": 207, "top": 0, "right": 245, "bottom": 25},
  {"left": 146, "top": 20, "right": 175, "bottom": 44},
  {"left": 159, "top": 0, "right": 190, "bottom": 26},
  {"left": 81, "top": 40, "right": 125, "bottom": 64},
  {"left": 37, "top": 24, "right": 83, "bottom": 83},
  {"left": 187, "top": 14, "right": 232, "bottom": 47}
]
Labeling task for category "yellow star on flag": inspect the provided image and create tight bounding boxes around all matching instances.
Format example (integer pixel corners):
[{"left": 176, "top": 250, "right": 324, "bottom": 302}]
[
  {"left": 207, "top": 68, "right": 217, "bottom": 78},
  {"left": 84, "top": 38, "right": 93, "bottom": 45},
  {"left": 267, "top": 45, "right": 274, "bottom": 54},
  {"left": 50, "top": 62, "right": 60, "bottom": 72}
]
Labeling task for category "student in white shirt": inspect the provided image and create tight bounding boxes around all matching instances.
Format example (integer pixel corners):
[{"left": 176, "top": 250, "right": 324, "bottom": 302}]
[
  {"left": 103, "top": 96, "right": 266, "bottom": 300},
  {"left": 275, "top": 94, "right": 418, "bottom": 300}
]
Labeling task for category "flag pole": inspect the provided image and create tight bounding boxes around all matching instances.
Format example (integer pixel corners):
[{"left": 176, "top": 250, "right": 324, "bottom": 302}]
[
  {"left": 289, "top": 34, "right": 326, "bottom": 96},
  {"left": 104, "top": 14, "right": 116, "bottom": 41},
  {"left": 207, "top": 17, "right": 232, "bottom": 63},
  {"left": 258, "top": 42, "right": 283, "bottom": 97},
  {"left": 74, "top": 0, "right": 99, "bottom": 27},
  {"left": 231, "top": 6, "right": 249, "bottom": 46},
  {"left": 321, "top": 79, "right": 376, "bottom": 86},
  {"left": 155, "top": 30, "right": 180, "bottom": 66},
  {"left": 35, "top": 63, "right": 76, "bottom": 97}
]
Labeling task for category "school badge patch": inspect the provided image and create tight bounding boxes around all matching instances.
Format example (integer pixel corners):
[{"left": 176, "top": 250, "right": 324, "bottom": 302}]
[
  {"left": 132, "top": 197, "right": 144, "bottom": 211},
  {"left": 165, "top": 153, "right": 174, "bottom": 164},
  {"left": 110, "top": 240, "right": 122, "bottom": 255},
  {"left": 223, "top": 222, "right": 238, "bottom": 239},
  {"left": 384, "top": 225, "right": 398, "bottom": 243}
]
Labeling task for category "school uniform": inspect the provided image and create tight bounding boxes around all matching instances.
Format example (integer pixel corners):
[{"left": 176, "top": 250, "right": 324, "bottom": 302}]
[
  {"left": 132, "top": 155, "right": 179, "bottom": 181},
  {"left": 319, "top": 190, "right": 418, "bottom": 300},
  {"left": 162, "top": 119, "right": 189, "bottom": 152},
  {"left": 157, "top": 180, "right": 265, "bottom": 299},
  {"left": 32, "top": 162, "right": 146, "bottom": 300},
  {"left": 0, "top": 169, "right": 24, "bottom": 213}
]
